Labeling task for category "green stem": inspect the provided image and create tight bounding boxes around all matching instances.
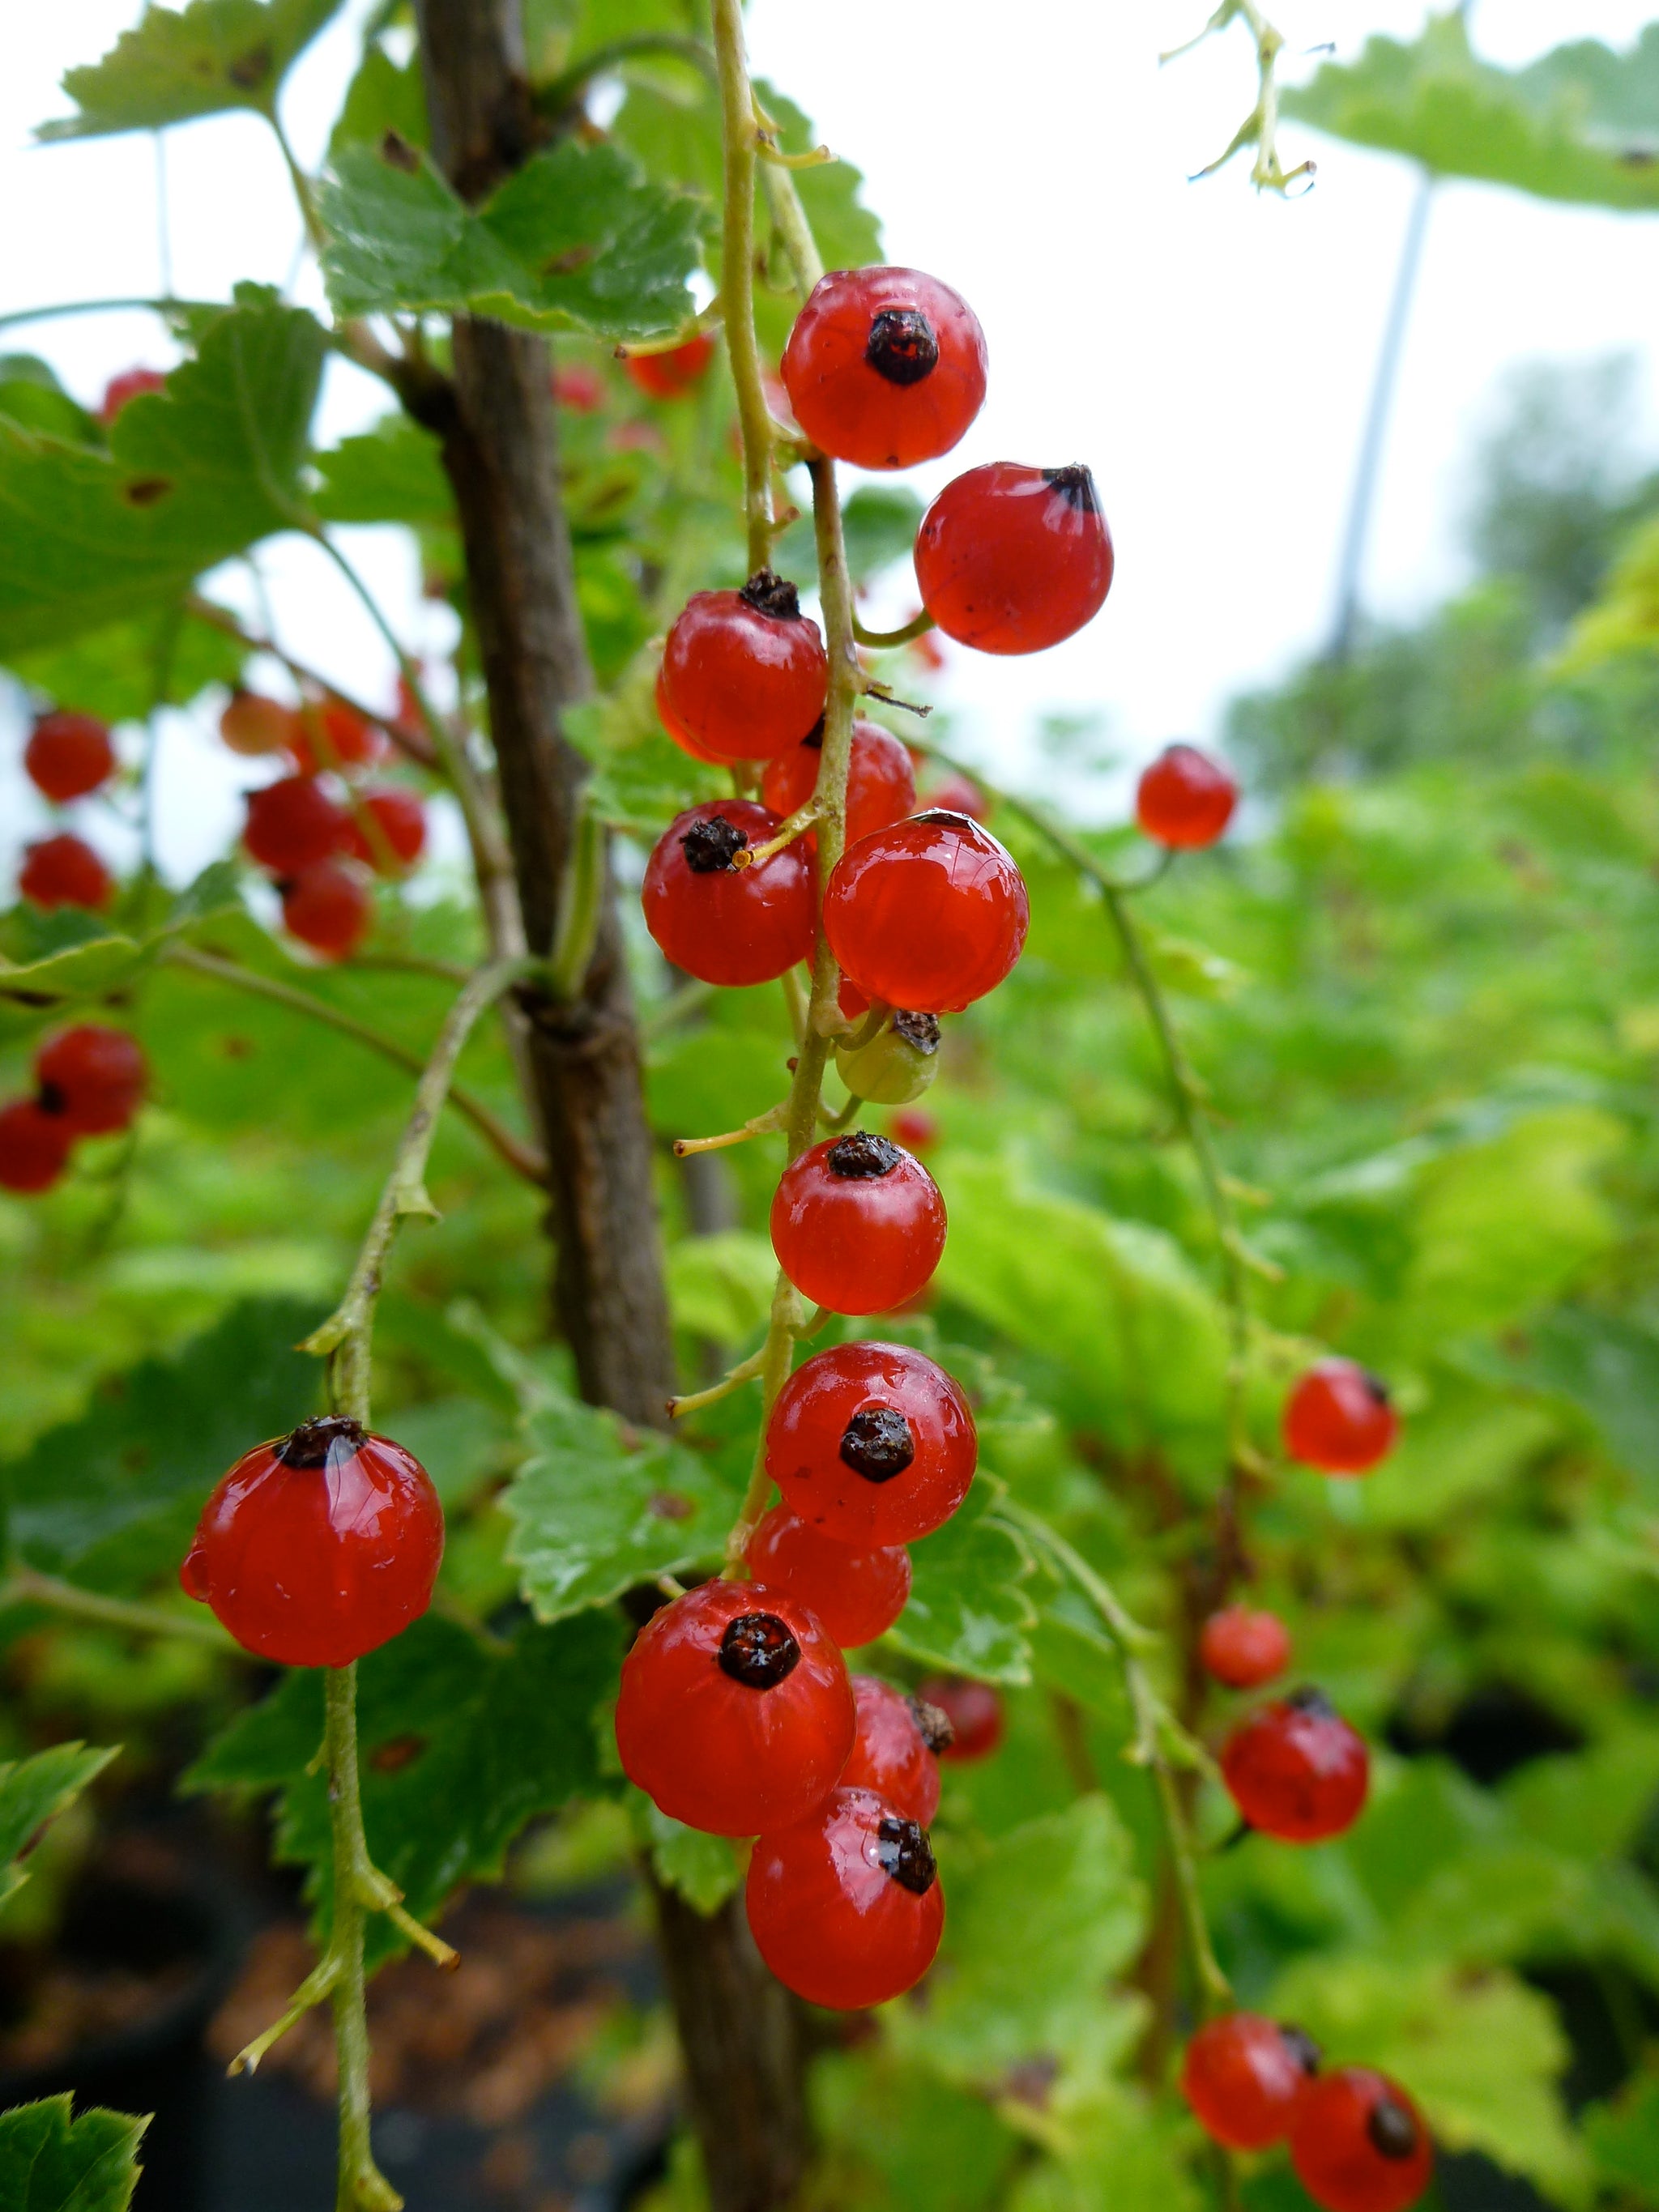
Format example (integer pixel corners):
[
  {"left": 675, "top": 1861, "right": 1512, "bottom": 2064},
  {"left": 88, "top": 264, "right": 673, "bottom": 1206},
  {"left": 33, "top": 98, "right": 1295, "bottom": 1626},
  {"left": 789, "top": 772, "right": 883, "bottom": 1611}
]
[
  {"left": 0, "top": 296, "right": 210, "bottom": 335},
  {"left": 548, "top": 803, "right": 605, "bottom": 1000},
  {"left": 852, "top": 609, "right": 936, "bottom": 650},
  {"left": 161, "top": 945, "right": 546, "bottom": 1186},
  {"left": 711, "top": 0, "right": 777, "bottom": 573},
  {"left": 323, "top": 1665, "right": 400, "bottom": 2212},
  {"left": 267, "top": 107, "right": 326, "bottom": 253},
  {"left": 0, "top": 1566, "right": 234, "bottom": 1650},
  {"left": 535, "top": 33, "right": 717, "bottom": 116}
]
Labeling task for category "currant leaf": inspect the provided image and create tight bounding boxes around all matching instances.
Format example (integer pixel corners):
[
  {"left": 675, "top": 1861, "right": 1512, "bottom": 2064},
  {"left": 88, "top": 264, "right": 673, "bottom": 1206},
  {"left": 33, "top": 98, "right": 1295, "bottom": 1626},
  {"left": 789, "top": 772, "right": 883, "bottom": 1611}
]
[
  {"left": 0, "top": 1743, "right": 120, "bottom": 1911},
  {"left": 885, "top": 1481, "right": 1036, "bottom": 1686},
  {"left": 39, "top": 0, "right": 347, "bottom": 139},
  {"left": 0, "top": 2099, "right": 147, "bottom": 2212},
  {"left": 2, "top": 601, "right": 246, "bottom": 726}
]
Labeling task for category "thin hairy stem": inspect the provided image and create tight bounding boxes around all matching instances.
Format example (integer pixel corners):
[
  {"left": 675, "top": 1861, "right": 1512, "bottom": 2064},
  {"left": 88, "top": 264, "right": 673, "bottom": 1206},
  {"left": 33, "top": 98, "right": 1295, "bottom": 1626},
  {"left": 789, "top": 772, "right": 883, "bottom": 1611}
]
[
  {"left": 711, "top": 0, "right": 777, "bottom": 573},
  {"left": 0, "top": 1566, "right": 234, "bottom": 1650}
]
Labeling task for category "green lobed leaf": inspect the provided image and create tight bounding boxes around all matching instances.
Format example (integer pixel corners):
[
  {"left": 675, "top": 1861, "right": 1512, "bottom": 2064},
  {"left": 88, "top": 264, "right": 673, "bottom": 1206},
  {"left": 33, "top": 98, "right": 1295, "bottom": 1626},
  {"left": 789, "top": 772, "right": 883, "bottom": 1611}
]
[
  {"left": 1005, "top": 2090, "right": 1203, "bottom": 2212},
  {"left": 0, "top": 864, "right": 244, "bottom": 1008},
  {"left": 0, "top": 288, "right": 326, "bottom": 657},
  {"left": 629, "top": 1791, "right": 741, "bottom": 1915},
  {"left": 504, "top": 1386, "right": 738, "bottom": 1622},
  {"left": 319, "top": 137, "right": 702, "bottom": 343},
  {"left": 885, "top": 1481, "right": 1037, "bottom": 1685},
  {"left": 812, "top": 2050, "right": 1017, "bottom": 2212},
  {"left": 0, "top": 2098, "right": 147, "bottom": 2212},
  {"left": 0, "top": 1296, "right": 320, "bottom": 1595},
  {"left": 665, "top": 1231, "right": 776, "bottom": 1349},
  {"left": 1583, "top": 2073, "right": 1659, "bottom": 2206},
  {"left": 1492, "top": 1306, "right": 1659, "bottom": 1498},
  {"left": 310, "top": 414, "right": 452, "bottom": 528},
  {"left": 328, "top": 40, "right": 428, "bottom": 157},
  {"left": 185, "top": 1609, "right": 620, "bottom": 1959},
  {"left": 4, "top": 601, "right": 246, "bottom": 723},
  {"left": 40, "top": 0, "right": 347, "bottom": 139},
  {"left": 0, "top": 1743, "right": 120, "bottom": 1912},
  {"left": 0, "top": 356, "right": 97, "bottom": 444}
]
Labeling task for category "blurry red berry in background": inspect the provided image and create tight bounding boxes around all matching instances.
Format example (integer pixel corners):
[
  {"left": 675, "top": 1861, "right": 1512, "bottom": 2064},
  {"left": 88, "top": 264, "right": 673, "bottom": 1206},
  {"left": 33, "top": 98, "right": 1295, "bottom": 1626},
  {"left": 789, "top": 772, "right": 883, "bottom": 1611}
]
[
  {"left": 244, "top": 776, "right": 349, "bottom": 876},
  {"left": 1290, "top": 2069, "right": 1434, "bottom": 2212},
  {"left": 915, "top": 462, "right": 1114, "bottom": 654},
  {"left": 343, "top": 787, "right": 427, "bottom": 875},
  {"left": 552, "top": 361, "right": 605, "bottom": 411},
  {"left": 888, "top": 1107, "right": 940, "bottom": 1154},
  {"left": 919, "top": 1676, "right": 1004, "bottom": 1761},
  {"left": 1221, "top": 1688, "right": 1369, "bottom": 1843},
  {"left": 625, "top": 333, "right": 717, "bottom": 399},
  {"left": 1200, "top": 1605, "right": 1293, "bottom": 1690},
  {"left": 1181, "top": 2013, "right": 1320, "bottom": 2151},
  {"left": 19, "top": 835, "right": 113, "bottom": 912},
  {"left": 924, "top": 771, "right": 987, "bottom": 821},
  {"left": 220, "top": 691, "right": 299, "bottom": 758},
  {"left": 0, "top": 1098, "right": 73, "bottom": 1195},
  {"left": 1283, "top": 1359, "right": 1399, "bottom": 1476},
  {"left": 289, "top": 698, "right": 387, "bottom": 776},
  {"left": 35, "top": 1025, "right": 147, "bottom": 1137},
  {"left": 761, "top": 719, "right": 916, "bottom": 851},
  {"left": 25, "top": 711, "right": 116, "bottom": 803},
  {"left": 907, "top": 625, "right": 948, "bottom": 673},
  {"left": 1136, "top": 744, "right": 1238, "bottom": 850},
  {"left": 99, "top": 366, "right": 166, "bottom": 427},
  {"left": 281, "top": 860, "right": 373, "bottom": 961}
]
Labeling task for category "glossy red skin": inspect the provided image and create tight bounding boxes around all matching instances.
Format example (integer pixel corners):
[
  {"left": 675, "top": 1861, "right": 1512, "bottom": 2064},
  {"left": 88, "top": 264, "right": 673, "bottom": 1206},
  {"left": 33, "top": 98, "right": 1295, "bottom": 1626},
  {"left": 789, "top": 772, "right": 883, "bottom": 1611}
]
[
  {"left": 1181, "top": 2014, "right": 1316, "bottom": 2150},
  {"left": 1222, "top": 1697, "right": 1370, "bottom": 1843},
  {"left": 290, "top": 700, "right": 387, "bottom": 776},
  {"left": 915, "top": 462, "right": 1114, "bottom": 654},
  {"left": 1200, "top": 1606, "right": 1292, "bottom": 1691},
  {"left": 34, "top": 1025, "right": 147, "bottom": 1137},
  {"left": 661, "top": 590, "right": 828, "bottom": 762},
  {"left": 642, "top": 801, "right": 815, "bottom": 988},
  {"left": 745, "top": 1504, "right": 912, "bottom": 1647},
  {"left": 655, "top": 664, "right": 724, "bottom": 765},
  {"left": 889, "top": 1107, "right": 939, "bottom": 1154},
  {"left": 1137, "top": 744, "right": 1238, "bottom": 849},
  {"left": 19, "top": 835, "right": 113, "bottom": 912},
  {"left": 767, "top": 1340, "right": 975, "bottom": 1545},
  {"left": 245, "top": 776, "right": 349, "bottom": 875},
  {"left": 220, "top": 691, "right": 300, "bottom": 758},
  {"left": 1291, "top": 2069, "right": 1434, "bottom": 2212},
  {"left": 919, "top": 1676, "right": 1004, "bottom": 1761},
  {"left": 762, "top": 720, "right": 916, "bottom": 851},
  {"left": 25, "top": 712, "right": 116, "bottom": 803},
  {"left": 841, "top": 1677, "right": 940, "bottom": 1822},
  {"left": 1284, "top": 1360, "right": 1399, "bottom": 1475},
  {"left": 181, "top": 1428, "right": 443, "bottom": 1666},
  {"left": 770, "top": 1140, "right": 946, "bottom": 1315},
  {"left": 625, "top": 334, "right": 717, "bottom": 399},
  {"left": 782, "top": 266, "right": 987, "bottom": 471},
  {"left": 614, "top": 1579, "right": 855, "bottom": 1836},
  {"left": 99, "top": 367, "right": 166, "bottom": 426},
  {"left": 0, "top": 1099, "right": 72, "bottom": 1194},
  {"left": 825, "top": 811, "right": 1029, "bottom": 1013},
  {"left": 282, "top": 861, "right": 373, "bottom": 961},
  {"left": 343, "top": 788, "right": 427, "bottom": 873},
  {"left": 745, "top": 1784, "right": 944, "bottom": 2008}
]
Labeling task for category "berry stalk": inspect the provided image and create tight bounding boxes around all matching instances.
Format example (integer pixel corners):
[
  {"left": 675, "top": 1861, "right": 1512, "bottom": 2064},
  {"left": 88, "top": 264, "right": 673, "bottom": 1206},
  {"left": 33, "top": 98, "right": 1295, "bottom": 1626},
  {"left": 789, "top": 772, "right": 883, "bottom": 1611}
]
[{"left": 712, "top": 0, "right": 780, "bottom": 573}]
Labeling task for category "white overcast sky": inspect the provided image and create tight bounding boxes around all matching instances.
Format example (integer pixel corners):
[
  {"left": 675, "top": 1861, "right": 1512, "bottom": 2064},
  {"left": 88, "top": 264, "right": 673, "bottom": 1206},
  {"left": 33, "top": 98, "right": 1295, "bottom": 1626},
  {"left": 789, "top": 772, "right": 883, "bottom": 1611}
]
[{"left": 2, "top": 2, "right": 1657, "bottom": 886}]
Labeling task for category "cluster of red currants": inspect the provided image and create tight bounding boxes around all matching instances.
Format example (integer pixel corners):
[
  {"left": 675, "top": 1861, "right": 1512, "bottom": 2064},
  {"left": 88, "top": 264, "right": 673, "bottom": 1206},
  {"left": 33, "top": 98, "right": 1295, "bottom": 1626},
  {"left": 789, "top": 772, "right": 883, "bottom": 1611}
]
[
  {"left": 224, "top": 691, "right": 425, "bottom": 962},
  {"left": 0, "top": 1022, "right": 149, "bottom": 1196},
  {"left": 16, "top": 708, "right": 121, "bottom": 916}
]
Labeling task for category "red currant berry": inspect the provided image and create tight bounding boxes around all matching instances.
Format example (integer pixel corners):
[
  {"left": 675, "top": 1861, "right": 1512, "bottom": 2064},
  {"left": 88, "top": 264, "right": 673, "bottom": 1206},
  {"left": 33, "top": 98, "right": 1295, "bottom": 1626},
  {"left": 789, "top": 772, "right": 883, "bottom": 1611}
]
[
  {"left": 244, "top": 775, "right": 349, "bottom": 876},
  {"left": 888, "top": 1107, "right": 939, "bottom": 1154},
  {"left": 552, "top": 361, "right": 605, "bottom": 411},
  {"left": 1181, "top": 2014, "right": 1322, "bottom": 2150},
  {"left": 770, "top": 1133, "right": 946, "bottom": 1315},
  {"left": 840, "top": 1676, "right": 952, "bottom": 1822},
  {"left": 918, "top": 1676, "right": 1004, "bottom": 1762},
  {"left": 614, "top": 1579, "right": 855, "bottom": 1836},
  {"left": 781, "top": 266, "right": 987, "bottom": 472},
  {"left": 1222, "top": 1688, "right": 1369, "bottom": 1843},
  {"left": 745, "top": 1784, "right": 944, "bottom": 2008},
  {"left": 19, "top": 835, "right": 113, "bottom": 912},
  {"left": 290, "top": 699, "right": 387, "bottom": 777},
  {"left": 0, "top": 1098, "right": 73, "bottom": 1195},
  {"left": 761, "top": 719, "right": 917, "bottom": 850},
  {"left": 34, "top": 1025, "right": 147, "bottom": 1137},
  {"left": 343, "top": 787, "right": 427, "bottom": 874},
  {"left": 99, "top": 366, "right": 166, "bottom": 427},
  {"left": 625, "top": 333, "right": 717, "bottom": 399},
  {"left": 1290, "top": 2069, "right": 1434, "bottom": 2212},
  {"left": 915, "top": 462, "right": 1114, "bottom": 654},
  {"left": 281, "top": 860, "right": 373, "bottom": 961},
  {"left": 1284, "top": 1360, "right": 1399, "bottom": 1475},
  {"left": 825, "top": 812, "right": 1029, "bottom": 1013},
  {"left": 655, "top": 663, "right": 724, "bottom": 765},
  {"left": 220, "top": 690, "right": 299, "bottom": 758},
  {"left": 660, "top": 573, "right": 828, "bottom": 763},
  {"left": 1137, "top": 744, "right": 1238, "bottom": 850},
  {"left": 745, "top": 1503, "right": 912, "bottom": 1648},
  {"left": 766, "top": 1338, "right": 975, "bottom": 1545},
  {"left": 1200, "top": 1606, "right": 1292, "bottom": 1691},
  {"left": 24, "top": 711, "right": 116, "bottom": 803},
  {"left": 180, "top": 1415, "right": 443, "bottom": 1667},
  {"left": 642, "top": 801, "right": 815, "bottom": 987}
]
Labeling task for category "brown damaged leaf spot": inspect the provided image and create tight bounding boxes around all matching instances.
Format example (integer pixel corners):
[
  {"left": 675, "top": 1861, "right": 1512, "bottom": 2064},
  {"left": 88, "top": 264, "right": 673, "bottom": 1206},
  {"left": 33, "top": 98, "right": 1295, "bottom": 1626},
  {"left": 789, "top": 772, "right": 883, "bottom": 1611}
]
[
  {"left": 647, "top": 1491, "right": 695, "bottom": 1522},
  {"left": 122, "top": 477, "right": 173, "bottom": 508},
  {"left": 379, "top": 130, "right": 420, "bottom": 174},
  {"left": 542, "top": 245, "right": 595, "bottom": 278},
  {"left": 227, "top": 43, "right": 275, "bottom": 91},
  {"left": 369, "top": 1733, "right": 428, "bottom": 1775}
]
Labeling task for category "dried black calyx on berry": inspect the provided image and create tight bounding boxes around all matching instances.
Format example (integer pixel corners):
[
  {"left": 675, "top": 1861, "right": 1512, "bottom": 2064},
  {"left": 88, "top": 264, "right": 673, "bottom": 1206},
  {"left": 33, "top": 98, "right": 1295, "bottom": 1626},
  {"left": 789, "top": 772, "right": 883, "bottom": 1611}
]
[
  {"left": 1360, "top": 1370, "right": 1392, "bottom": 1406},
  {"left": 740, "top": 569, "right": 803, "bottom": 620},
  {"left": 866, "top": 308, "right": 939, "bottom": 387},
  {"left": 681, "top": 815, "right": 748, "bottom": 874},
  {"left": 719, "top": 1610, "right": 801, "bottom": 1688},
  {"left": 1285, "top": 1685, "right": 1337, "bottom": 1720},
  {"left": 910, "top": 1695, "right": 956, "bottom": 1754},
  {"left": 279, "top": 1414, "right": 366, "bottom": 1468},
  {"left": 876, "top": 1814, "right": 936, "bottom": 1893},
  {"left": 892, "top": 1010, "right": 941, "bottom": 1056},
  {"left": 1277, "top": 2024, "right": 1323, "bottom": 2076},
  {"left": 802, "top": 716, "right": 825, "bottom": 750},
  {"left": 1042, "top": 464, "right": 1099, "bottom": 514},
  {"left": 1367, "top": 2098, "right": 1419, "bottom": 2161},
  {"left": 840, "top": 1408, "right": 915, "bottom": 1484},
  {"left": 827, "top": 1132, "right": 901, "bottom": 1178}
]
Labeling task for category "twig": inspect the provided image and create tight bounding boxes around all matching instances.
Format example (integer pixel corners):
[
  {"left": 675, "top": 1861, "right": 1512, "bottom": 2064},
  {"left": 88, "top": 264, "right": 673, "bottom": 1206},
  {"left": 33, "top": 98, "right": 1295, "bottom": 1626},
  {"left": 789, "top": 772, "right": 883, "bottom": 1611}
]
[
  {"left": 1162, "top": 0, "right": 1314, "bottom": 195},
  {"left": 0, "top": 1565, "right": 235, "bottom": 1650},
  {"left": 183, "top": 596, "right": 439, "bottom": 771}
]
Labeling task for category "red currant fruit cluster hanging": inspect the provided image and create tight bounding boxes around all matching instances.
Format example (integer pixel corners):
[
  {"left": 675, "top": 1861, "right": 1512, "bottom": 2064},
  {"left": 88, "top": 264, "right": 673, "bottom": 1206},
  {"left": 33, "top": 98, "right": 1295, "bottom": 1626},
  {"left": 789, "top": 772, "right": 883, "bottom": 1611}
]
[
  {"left": 0, "top": 1024, "right": 148, "bottom": 1196},
  {"left": 15, "top": 698, "right": 121, "bottom": 914},
  {"left": 180, "top": 1415, "right": 444, "bottom": 1667},
  {"left": 1182, "top": 2015, "right": 1433, "bottom": 2211}
]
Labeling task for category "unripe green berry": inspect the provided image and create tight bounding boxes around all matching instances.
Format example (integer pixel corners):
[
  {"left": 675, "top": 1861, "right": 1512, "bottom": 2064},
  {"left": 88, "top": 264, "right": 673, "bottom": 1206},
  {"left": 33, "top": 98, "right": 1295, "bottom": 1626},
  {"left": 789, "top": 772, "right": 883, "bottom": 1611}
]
[{"left": 835, "top": 1009, "right": 942, "bottom": 1105}]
